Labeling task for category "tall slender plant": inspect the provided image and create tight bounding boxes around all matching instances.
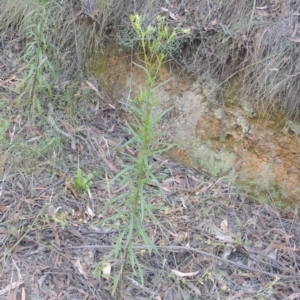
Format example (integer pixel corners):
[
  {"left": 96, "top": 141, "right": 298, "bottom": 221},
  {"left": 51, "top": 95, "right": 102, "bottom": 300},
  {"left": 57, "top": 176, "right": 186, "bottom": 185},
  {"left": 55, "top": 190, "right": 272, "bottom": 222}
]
[
  {"left": 95, "top": 15, "right": 189, "bottom": 293},
  {"left": 18, "top": 0, "right": 54, "bottom": 113}
]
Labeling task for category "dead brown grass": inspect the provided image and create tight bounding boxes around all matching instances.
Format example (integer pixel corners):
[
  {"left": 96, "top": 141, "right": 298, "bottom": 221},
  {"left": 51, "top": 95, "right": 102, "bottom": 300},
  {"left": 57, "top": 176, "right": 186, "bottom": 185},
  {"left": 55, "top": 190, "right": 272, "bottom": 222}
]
[{"left": 2, "top": 0, "right": 299, "bottom": 118}]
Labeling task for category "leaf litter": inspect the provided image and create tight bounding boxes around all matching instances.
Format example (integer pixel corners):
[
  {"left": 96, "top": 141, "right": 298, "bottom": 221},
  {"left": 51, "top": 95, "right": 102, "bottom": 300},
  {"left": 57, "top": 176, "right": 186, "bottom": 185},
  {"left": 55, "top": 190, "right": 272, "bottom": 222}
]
[{"left": 0, "top": 22, "right": 300, "bottom": 300}]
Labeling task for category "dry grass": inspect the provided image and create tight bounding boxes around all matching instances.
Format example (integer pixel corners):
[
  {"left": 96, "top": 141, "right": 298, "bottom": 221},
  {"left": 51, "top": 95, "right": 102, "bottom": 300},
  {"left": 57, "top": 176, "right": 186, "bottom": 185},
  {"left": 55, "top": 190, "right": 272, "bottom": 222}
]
[{"left": 3, "top": 0, "right": 299, "bottom": 118}]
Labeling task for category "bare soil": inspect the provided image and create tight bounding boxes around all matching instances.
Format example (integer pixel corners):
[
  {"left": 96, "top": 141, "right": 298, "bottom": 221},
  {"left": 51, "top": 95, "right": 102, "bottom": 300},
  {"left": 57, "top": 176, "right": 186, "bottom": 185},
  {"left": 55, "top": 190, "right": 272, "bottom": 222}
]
[{"left": 93, "top": 50, "right": 300, "bottom": 205}]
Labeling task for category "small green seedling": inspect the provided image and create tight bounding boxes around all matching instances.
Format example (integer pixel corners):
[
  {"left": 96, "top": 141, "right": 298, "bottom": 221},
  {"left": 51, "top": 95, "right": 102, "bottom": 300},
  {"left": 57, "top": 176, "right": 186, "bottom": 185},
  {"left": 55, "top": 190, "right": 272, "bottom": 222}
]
[
  {"left": 44, "top": 206, "right": 68, "bottom": 230},
  {"left": 75, "top": 168, "right": 93, "bottom": 191}
]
